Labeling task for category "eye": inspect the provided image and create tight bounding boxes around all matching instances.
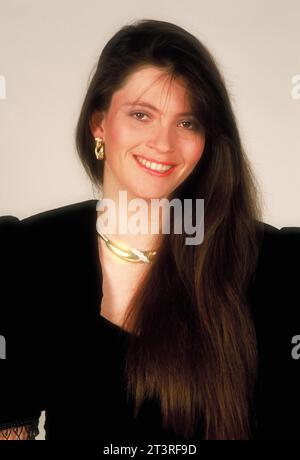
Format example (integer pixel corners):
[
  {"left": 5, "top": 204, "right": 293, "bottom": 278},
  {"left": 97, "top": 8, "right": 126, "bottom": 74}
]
[
  {"left": 179, "top": 120, "right": 195, "bottom": 130},
  {"left": 131, "top": 112, "right": 150, "bottom": 121}
]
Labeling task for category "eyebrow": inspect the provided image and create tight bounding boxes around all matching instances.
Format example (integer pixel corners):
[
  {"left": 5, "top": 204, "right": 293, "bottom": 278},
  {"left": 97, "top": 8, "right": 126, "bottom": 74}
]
[{"left": 122, "top": 101, "right": 195, "bottom": 117}]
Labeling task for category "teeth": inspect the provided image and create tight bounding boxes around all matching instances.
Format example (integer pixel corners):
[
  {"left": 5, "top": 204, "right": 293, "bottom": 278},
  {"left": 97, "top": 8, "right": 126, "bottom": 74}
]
[{"left": 136, "top": 156, "right": 174, "bottom": 172}]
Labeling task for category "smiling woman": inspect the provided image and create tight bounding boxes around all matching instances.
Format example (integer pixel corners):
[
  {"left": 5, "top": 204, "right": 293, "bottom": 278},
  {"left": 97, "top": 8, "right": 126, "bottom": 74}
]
[{"left": 0, "top": 18, "right": 299, "bottom": 442}]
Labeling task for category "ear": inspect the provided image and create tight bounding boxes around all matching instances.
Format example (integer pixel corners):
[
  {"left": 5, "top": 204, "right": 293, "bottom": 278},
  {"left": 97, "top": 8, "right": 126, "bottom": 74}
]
[{"left": 89, "top": 111, "right": 106, "bottom": 140}]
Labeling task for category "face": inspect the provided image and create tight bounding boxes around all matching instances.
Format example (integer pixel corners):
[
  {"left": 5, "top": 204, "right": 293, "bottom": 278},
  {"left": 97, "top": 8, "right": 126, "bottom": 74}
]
[{"left": 90, "top": 65, "right": 206, "bottom": 201}]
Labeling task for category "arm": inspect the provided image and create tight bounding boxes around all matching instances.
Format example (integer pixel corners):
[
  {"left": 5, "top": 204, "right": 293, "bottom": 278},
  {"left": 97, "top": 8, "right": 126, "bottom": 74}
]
[{"left": 0, "top": 217, "right": 41, "bottom": 440}]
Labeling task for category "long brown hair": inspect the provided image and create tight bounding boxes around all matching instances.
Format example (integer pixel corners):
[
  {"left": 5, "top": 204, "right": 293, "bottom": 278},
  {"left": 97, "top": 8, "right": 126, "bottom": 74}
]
[{"left": 75, "top": 19, "right": 264, "bottom": 440}]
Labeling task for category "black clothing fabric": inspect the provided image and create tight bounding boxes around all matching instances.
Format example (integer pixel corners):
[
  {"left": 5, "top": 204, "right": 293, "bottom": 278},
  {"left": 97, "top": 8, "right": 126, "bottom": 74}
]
[{"left": 0, "top": 199, "right": 299, "bottom": 440}]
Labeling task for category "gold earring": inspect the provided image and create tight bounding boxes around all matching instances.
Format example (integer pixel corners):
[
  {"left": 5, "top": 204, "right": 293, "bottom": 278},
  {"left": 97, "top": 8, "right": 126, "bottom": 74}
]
[{"left": 95, "top": 137, "right": 105, "bottom": 160}]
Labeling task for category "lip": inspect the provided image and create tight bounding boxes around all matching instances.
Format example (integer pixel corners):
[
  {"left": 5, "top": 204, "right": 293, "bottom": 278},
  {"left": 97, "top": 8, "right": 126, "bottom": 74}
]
[
  {"left": 133, "top": 154, "right": 177, "bottom": 166},
  {"left": 133, "top": 155, "right": 177, "bottom": 177}
]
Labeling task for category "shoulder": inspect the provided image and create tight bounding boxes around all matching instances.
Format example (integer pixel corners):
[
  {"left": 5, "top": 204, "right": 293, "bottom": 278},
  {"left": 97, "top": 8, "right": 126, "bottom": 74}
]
[
  {"left": 19, "top": 198, "right": 97, "bottom": 241},
  {"left": 258, "top": 220, "right": 300, "bottom": 247},
  {"left": 0, "top": 215, "right": 20, "bottom": 233},
  {"left": 250, "top": 220, "right": 300, "bottom": 309},
  {"left": 253, "top": 220, "right": 300, "bottom": 277},
  {"left": 0, "top": 216, "right": 21, "bottom": 265},
  {"left": 0, "top": 199, "right": 98, "bottom": 263},
  {"left": 0, "top": 199, "right": 97, "bottom": 238}
]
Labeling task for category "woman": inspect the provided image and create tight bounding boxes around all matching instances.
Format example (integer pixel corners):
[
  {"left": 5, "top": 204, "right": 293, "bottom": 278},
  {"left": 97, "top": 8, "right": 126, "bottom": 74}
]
[{"left": 0, "top": 19, "right": 299, "bottom": 441}]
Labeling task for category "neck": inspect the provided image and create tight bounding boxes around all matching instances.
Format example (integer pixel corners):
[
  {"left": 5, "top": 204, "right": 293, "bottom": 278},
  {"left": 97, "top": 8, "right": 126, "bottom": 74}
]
[{"left": 97, "top": 182, "right": 164, "bottom": 253}]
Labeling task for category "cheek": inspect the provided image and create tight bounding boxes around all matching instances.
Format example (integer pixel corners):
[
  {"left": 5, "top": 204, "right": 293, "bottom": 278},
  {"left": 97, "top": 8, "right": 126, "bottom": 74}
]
[
  {"left": 184, "top": 141, "right": 205, "bottom": 169},
  {"left": 107, "top": 120, "right": 142, "bottom": 150}
]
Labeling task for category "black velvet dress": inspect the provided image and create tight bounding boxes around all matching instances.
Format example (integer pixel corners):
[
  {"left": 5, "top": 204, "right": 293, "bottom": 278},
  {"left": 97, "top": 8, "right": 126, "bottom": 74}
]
[{"left": 0, "top": 199, "right": 299, "bottom": 440}]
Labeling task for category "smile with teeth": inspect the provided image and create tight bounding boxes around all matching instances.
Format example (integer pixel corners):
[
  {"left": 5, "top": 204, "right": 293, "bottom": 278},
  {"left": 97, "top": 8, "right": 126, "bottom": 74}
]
[{"left": 135, "top": 155, "right": 175, "bottom": 172}]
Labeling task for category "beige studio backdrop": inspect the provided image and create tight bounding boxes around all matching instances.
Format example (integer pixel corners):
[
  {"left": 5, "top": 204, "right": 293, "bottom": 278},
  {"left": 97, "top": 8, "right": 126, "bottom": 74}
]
[{"left": 0, "top": 0, "right": 300, "bottom": 440}]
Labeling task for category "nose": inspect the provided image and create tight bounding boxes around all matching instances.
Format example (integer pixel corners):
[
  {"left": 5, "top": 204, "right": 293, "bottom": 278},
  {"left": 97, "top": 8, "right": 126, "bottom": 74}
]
[{"left": 146, "top": 122, "right": 174, "bottom": 154}]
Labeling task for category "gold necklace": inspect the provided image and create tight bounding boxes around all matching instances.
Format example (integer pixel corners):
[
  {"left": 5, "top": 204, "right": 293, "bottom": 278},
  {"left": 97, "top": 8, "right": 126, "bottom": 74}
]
[
  {"left": 96, "top": 193, "right": 157, "bottom": 263},
  {"left": 97, "top": 230, "right": 157, "bottom": 263}
]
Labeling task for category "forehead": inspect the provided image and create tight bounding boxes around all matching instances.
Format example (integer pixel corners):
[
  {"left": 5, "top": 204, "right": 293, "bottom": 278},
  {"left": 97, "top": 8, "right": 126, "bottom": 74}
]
[{"left": 110, "top": 65, "right": 191, "bottom": 111}]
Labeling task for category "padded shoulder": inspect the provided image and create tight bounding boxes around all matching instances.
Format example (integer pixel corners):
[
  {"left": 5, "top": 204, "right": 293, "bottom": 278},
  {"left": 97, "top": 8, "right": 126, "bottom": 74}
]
[
  {"left": 20, "top": 199, "right": 97, "bottom": 240},
  {"left": 0, "top": 215, "right": 20, "bottom": 250}
]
